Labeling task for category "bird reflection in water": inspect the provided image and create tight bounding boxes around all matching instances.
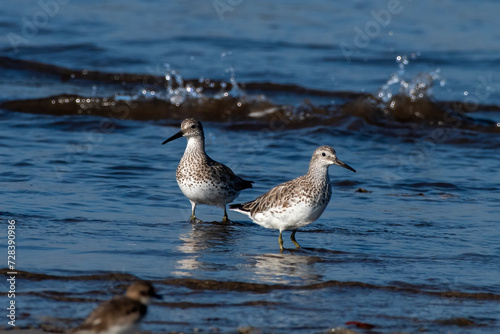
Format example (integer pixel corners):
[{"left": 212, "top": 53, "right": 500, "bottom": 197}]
[
  {"left": 248, "top": 252, "right": 323, "bottom": 284},
  {"left": 173, "top": 220, "right": 243, "bottom": 276}
]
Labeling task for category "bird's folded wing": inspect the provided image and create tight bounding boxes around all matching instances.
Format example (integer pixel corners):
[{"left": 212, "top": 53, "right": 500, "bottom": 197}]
[
  {"left": 243, "top": 178, "right": 306, "bottom": 215},
  {"left": 78, "top": 297, "right": 146, "bottom": 331},
  {"left": 209, "top": 160, "right": 253, "bottom": 190}
]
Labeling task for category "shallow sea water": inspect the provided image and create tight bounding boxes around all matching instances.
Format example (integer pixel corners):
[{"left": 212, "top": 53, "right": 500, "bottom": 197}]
[{"left": 1, "top": 1, "right": 500, "bottom": 333}]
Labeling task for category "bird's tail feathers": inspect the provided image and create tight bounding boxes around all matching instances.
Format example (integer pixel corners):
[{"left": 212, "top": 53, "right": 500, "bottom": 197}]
[
  {"left": 239, "top": 179, "right": 254, "bottom": 190},
  {"left": 229, "top": 203, "right": 248, "bottom": 213}
]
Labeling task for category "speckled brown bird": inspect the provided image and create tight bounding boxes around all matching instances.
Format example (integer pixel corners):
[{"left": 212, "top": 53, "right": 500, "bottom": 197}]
[
  {"left": 162, "top": 118, "right": 253, "bottom": 222},
  {"left": 230, "top": 146, "right": 355, "bottom": 250},
  {"left": 74, "top": 281, "right": 161, "bottom": 334}
]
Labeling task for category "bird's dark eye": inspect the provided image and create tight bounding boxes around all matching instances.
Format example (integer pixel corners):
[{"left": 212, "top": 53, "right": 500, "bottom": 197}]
[
  {"left": 322, "top": 152, "right": 326, "bottom": 156},
  {"left": 191, "top": 125, "right": 196, "bottom": 129}
]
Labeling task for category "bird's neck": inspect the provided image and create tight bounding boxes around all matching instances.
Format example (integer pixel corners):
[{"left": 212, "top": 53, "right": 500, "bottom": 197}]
[
  {"left": 183, "top": 136, "right": 206, "bottom": 158},
  {"left": 307, "top": 163, "right": 330, "bottom": 184}
]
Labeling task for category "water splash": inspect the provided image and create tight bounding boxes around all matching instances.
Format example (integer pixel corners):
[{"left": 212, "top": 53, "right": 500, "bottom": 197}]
[
  {"left": 165, "top": 68, "right": 187, "bottom": 105},
  {"left": 133, "top": 64, "right": 247, "bottom": 107},
  {"left": 214, "top": 66, "right": 244, "bottom": 99},
  {"left": 133, "top": 65, "right": 206, "bottom": 106},
  {"left": 377, "top": 55, "right": 444, "bottom": 106},
  {"left": 338, "top": 55, "right": 473, "bottom": 126}
]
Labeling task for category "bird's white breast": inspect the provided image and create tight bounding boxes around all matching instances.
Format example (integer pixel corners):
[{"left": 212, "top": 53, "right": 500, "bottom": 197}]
[
  {"left": 177, "top": 176, "right": 239, "bottom": 207},
  {"left": 251, "top": 199, "right": 329, "bottom": 231}
]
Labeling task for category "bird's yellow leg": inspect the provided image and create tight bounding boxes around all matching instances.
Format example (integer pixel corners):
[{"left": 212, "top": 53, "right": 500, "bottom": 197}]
[
  {"left": 279, "top": 231, "right": 284, "bottom": 251},
  {"left": 222, "top": 206, "right": 229, "bottom": 223},
  {"left": 290, "top": 230, "right": 300, "bottom": 249},
  {"left": 190, "top": 201, "right": 197, "bottom": 221}
]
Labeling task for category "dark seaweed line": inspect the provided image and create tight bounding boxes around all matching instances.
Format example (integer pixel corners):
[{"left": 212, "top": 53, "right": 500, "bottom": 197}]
[
  {"left": 3, "top": 269, "right": 499, "bottom": 301},
  {"left": 3, "top": 92, "right": 498, "bottom": 134}
]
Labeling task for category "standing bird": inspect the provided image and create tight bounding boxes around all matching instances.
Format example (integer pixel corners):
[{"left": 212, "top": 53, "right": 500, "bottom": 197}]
[
  {"left": 74, "top": 281, "right": 161, "bottom": 334},
  {"left": 230, "top": 146, "right": 355, "bottom": 250},
  {"left": 162, "top": 118, "right": 253, "bottom": 222}
]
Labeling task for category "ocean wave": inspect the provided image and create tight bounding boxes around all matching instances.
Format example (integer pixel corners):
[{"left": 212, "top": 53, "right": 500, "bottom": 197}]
[{"left": 1, "top": 56, "right": 499, "bottom": 134}]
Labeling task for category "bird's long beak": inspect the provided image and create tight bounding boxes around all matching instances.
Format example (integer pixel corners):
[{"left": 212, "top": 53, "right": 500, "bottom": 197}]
[
  {"left": 162, "top": 130, "right": 183, "bottom": 145},
  {"left": 153, "top": 293, "right": 163, "bottom": 300},
  {"left": 335, "top": 158, "right": 356, "bottom": 173}
]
